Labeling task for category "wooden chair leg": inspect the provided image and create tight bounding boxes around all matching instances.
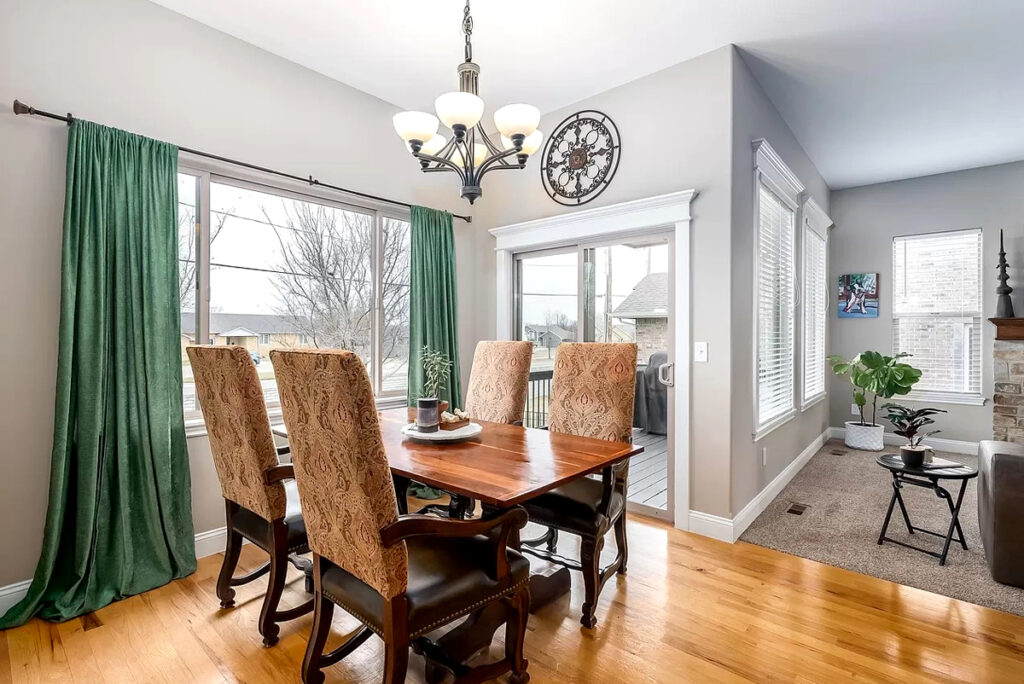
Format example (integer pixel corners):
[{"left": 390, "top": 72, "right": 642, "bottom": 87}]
[
  {"left": 546, "top": 528, "right": 559, "bottom": 552},
  {"left": 259, "top": 522, "right": 289, "bottom": 647},
  {"left": 302, "top": 562, "right": 334, "bottom": 684},
  {"left": 580, "top": 535, "right": 604, "bottom": 629},
  {"left": 505, "top": 586, "right": 531, "bottom": 684},
  {"left": 614, "top": 513, "right": 628, "bottom": 575},
  {"left": 217, "top": 503, "right": 243, "bottom": 609},
  {"left": 382, "top": 596, "right": 410, "bottom": 684}
]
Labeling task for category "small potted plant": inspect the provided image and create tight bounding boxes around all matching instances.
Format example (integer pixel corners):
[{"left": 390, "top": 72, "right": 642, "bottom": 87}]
[
  {"left": 409, "top": 346, "right": 453, "bottom": 427},
  {"left": 883, "top": 403, "right": 946, "bottom": 468},
  {"left": 827, "top": 351, "right": 923, "bottom": 451}
]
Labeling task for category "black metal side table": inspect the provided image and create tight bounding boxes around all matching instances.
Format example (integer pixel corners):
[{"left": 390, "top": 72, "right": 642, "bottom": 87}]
[{"left": 875, "top": 454, "right": 978, "bottom": 566}]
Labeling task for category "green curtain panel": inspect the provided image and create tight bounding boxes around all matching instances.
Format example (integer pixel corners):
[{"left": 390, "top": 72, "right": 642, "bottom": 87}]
[
  {"left": 0, "top": 120, "right": 196, "bottom": 628},
  {"left": 407, "top": 205, "right": 462, "bottom": 409}
]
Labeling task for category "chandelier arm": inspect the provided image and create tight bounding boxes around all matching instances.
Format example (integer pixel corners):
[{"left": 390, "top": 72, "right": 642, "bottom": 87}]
[
  {"left": 475, "top": 126, "right": 505, "bottom": 156},
  {"left": 414, "top": 152, "right": 468, "bottom": 183},
  {"left": 475, "top": 147, "right": 524, "bottom": 178}
]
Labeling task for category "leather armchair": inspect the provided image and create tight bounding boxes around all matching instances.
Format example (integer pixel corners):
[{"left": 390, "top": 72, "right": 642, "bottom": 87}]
[
  {"left": 187, "top": 345, "right": 313, "bottom": 647},
  {"left": 978, "top": 440, "right": 1024, "bottom": 587},
  {"left": 272, "top": 348, "right": 531, "bottom": 684}
]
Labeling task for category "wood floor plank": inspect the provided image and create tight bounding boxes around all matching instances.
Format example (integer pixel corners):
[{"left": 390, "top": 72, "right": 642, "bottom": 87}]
[{"left": 5, "top": 513, "right": 1024, "bottom": 683}]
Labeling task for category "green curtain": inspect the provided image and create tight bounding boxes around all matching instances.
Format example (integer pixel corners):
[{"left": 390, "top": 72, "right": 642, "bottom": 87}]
[
  {"left": 0, "top": 120, "right": 196, "bottom": 627},
  {"left": 407, "top": 206, "right": 463, "bottom": 409}
]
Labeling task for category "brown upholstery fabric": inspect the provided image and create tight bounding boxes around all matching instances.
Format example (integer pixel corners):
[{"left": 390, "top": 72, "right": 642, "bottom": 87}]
[
  {"left": 464, "top": 340, "right": 533, "bottom": 424},
  {"left": 548, "top": 343, "right": 637, "bottom": 442},
  {"left": 187, "top": 345, "right": 286, "bottom": 521},
  {"left": 271, "top": 349, "right": 409, "bottom": 599}
]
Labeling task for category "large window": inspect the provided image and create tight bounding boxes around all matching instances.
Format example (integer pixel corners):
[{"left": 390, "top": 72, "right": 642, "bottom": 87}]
[
  {"left": 892, "top": 229, "right": 983, "bottom": 403},
  {"left": 755, "top": 181, "right": 797, "bottom": 432},
  {"left": 178, "top": 171, "right": 411, "bottom": 420},
  {"left": 801, "top": 209, "right": 828, "bottom": 407}
]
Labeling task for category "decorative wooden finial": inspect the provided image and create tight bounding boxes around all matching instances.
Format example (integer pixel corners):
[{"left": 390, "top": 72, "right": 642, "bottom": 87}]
[{"left": 996, "top": 228, "right": 1015, "bottom": 318}]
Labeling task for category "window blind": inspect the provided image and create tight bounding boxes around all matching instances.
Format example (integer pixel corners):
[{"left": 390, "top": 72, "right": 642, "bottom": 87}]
[
  {"left": 802, "top": 227, "right": 827, "bottom": 403},
  {"left": 892, "top": 229, "right": 982, "bottom": 396},
  {"left": 757, "top": 182, "right": 796, "bottom": 428}
]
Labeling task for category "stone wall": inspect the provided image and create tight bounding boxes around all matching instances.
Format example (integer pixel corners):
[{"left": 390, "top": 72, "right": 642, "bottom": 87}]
[
  {"left": 636, "top": 318, "right": 668, "bottom": 365},
  {"left": 993, "top": 340, "right": 1024, "bottom": 442}
]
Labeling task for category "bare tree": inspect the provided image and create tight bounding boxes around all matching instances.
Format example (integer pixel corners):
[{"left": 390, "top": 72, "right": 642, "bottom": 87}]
[
  {"left": 265, "top": 202, "right": 410, "bottom": 365},
  {"left": 544, "top": 309, "right": 577, "bottom": 334},
  {"left": 177, "top": 205, "right": 228, "bottom": 312}
]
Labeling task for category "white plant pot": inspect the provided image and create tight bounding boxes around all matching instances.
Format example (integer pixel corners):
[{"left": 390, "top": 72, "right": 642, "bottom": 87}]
[{"left": 844, "top": 421, "right": 885, "bottom": 451}]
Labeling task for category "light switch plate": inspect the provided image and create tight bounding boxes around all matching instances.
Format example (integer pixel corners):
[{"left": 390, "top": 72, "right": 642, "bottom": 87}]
[{"left": 694, "top": 342, "right": 709, "bottom": 363}]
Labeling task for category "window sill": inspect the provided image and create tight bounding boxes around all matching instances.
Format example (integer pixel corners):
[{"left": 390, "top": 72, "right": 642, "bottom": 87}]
[
  {"left": 900, "top": 391, "right": 986, "bottom": 407},
  {"left": 800, "top": 393, "right": 826, "bottom": 411},
  {"left": 754, "top": 408, "right": 797, "bottom": 442}
]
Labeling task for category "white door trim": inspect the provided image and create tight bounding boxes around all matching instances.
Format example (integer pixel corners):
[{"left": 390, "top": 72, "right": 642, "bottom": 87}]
[{"left": 491, "top": 190, "right": 697, "bottom": 531}]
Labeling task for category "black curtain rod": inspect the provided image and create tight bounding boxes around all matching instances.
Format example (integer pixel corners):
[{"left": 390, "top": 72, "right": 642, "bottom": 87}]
[{"left": 12, "top": 100, "right": 472, "bottom": 223}]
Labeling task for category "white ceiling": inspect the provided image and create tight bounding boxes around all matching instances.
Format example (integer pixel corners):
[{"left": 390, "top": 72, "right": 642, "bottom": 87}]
[{"left": 150, "top": 0, "right": 1024, "bottom": 189}]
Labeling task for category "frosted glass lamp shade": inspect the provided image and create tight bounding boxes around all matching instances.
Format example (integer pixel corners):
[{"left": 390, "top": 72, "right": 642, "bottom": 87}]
[
  {"left": 409, "top": 134, "right": 447, "bottom": 156},
  {"left": 501, "top": 130, "right": 543, "bottom": 155},
  {"left": 493, "top": 103, "right": 540, "bottom": 137},
  {"left": 393, "top": 111, "right": 439, "bottom": 143},
  {"left": 452, "top": 143, "right": 488, "bottom": 168},
  {"left": 435, "top": 92, "right": 485, "bottom": 129}
]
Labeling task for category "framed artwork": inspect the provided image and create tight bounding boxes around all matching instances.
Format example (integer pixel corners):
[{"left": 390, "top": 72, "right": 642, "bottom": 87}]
[{"left": 837, "top": 273, "right": 879, "bottom": 318}]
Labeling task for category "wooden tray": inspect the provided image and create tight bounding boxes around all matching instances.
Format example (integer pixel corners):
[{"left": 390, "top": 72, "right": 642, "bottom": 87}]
[{"left": 440, "top": 418, "right": 470, "bottom": 431}]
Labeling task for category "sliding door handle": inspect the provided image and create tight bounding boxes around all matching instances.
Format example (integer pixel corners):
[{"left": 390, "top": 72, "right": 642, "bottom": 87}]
[{"left": 657, "top": 362, "right": 675, "bottom": 387}]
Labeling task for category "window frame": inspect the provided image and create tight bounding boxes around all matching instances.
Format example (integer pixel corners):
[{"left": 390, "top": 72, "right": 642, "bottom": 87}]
[
  {"left": 890, "top": 228, "right": 985, "bottom": 406},
  {"left": 800, "top": 198, "right": 831, "bottom": 410},
  {"left": 179, "top": 159, "right": 412, "bottom": 435},
  {"left": 752, "top": 139, "right": 806, "bottom": 441}
]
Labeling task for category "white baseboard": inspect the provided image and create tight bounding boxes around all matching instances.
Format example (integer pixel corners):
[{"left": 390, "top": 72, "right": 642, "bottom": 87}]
[
  {"left": 687, "top": 428, "right": 828, "bottom": 544},
  {"left": 827, "top": 426, "right": 978, "bottom": 455},
  {"left": 0, "top": 526, "right": 232, "bottom": 616}
]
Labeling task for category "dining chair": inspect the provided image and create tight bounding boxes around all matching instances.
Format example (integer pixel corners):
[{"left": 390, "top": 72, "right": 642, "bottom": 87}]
[
  {"left": 521, "top": 342, "right": 637, "bottom": 628},
  {"left": 186, "top": 345, "right": 313, "bottom": 647},
  {"left": 464, "top": 340, "right": 534, "bottom": 424},
  {"left": 271, "top": 349, "right": 532, "bottom": 684},
  {"left": 417, "top": 340, "right": 534, "bottom": 520}
]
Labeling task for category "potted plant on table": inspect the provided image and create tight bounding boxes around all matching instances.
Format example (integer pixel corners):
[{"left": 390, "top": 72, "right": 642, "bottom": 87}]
[
  {"left": 408, "top": 346, "right": 453, "bottom": 427},
  {"left": 827, "top": 351, "right": 923, "bottom": 451},
  {"left": 882, "top": 404, "right": 946, "bottom": 468}
]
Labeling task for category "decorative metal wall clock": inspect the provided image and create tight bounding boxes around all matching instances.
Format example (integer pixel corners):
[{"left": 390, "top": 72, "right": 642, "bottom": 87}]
[{"left": 540, "top": 110, "right": 620, "bottom": 206}]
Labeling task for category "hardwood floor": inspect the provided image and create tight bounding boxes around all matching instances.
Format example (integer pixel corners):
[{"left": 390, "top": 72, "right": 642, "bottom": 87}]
[{"left": 3, "top": 513, "right": 1024, "bottom": 683}]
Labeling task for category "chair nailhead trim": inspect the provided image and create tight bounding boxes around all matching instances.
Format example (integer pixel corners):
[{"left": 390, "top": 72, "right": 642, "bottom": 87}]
[
  {"left": 409, "top": 575, "right": 530, "bottom": 638},
  {"left": 321, "top": 590, "right": 383, "bottom": 638}
]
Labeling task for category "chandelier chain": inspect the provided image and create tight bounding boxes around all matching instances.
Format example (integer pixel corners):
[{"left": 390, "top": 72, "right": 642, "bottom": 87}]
[{"left": 463, "top": 0, "right": 473, "bottom": 62}]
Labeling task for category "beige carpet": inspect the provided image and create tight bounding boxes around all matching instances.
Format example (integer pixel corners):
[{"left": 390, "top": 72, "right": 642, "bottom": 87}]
[{"left": 740, "top": 439, "right": 1024, "bottom": 616}]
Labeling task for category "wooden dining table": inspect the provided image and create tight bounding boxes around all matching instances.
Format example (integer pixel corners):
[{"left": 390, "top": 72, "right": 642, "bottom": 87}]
[{"left": 273, "top": 406, "right": 644, "bottom": 679}]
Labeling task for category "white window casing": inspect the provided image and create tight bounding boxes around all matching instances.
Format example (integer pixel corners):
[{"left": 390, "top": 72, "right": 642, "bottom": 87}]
[{"left": 801, "top": 198, "right": 832, "bottom": 409}]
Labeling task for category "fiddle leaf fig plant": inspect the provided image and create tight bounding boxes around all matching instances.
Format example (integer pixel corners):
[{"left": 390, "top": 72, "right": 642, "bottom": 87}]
[{"left": 827, "top": 351, "right": 923, "bottom": 426}]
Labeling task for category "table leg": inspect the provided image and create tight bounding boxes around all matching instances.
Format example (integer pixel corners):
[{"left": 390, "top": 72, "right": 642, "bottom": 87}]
[
  {"left": 393, "top": 475, "right": 410, "bottom": 515},
  {"left": 938, "top": 480, "right": 969, "bottom": 565},
  {"left": 877, "top": 478, "right": 900, "bottom": 545},
  {"left": 893, "top": 480, "right": 914, "bottom": 534}
]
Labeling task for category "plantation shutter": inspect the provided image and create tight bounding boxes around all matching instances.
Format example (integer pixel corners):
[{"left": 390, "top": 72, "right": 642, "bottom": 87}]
[
  {"left": 757, "top": 182, "right": 796, "bottom": 428},
  {"left": 892, "top": 229, "right": 982, "bottom": 399},
  {"left": 802, "top": 224, "right": 828, "bottom": 404}
]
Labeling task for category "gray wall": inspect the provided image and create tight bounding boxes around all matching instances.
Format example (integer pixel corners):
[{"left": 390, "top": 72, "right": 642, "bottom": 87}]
[
  {"left": 0, "top": 0, "right": 465, "bottom": 587},
  {"left": 829, "top": 160, "right": 1024, "bottom": 442},
  {"left": 730, "top": 50, "right": 831, "bottom": 514},
  {"left": 472, "top": 47, "right": 736, "bottom": 517}
]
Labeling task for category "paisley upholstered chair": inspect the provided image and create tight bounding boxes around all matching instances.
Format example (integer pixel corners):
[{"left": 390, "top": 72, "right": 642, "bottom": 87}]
[
  {"left": 521, "top": 342, "right": 637, "bottom": 628},
  {"left": 464, "top": 340, "right": 534, "bottom": 424},
  {"left": 186, "top": 345, "right": 313, "bottom": 647},
  {"left": 271, "top": 349, "right": 531, "bottom": 684}
]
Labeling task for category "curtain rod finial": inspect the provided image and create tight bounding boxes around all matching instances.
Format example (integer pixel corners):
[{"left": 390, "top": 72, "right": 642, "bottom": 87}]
[{"left": 13, "top": 100, "right": 32, "bottom": 116}]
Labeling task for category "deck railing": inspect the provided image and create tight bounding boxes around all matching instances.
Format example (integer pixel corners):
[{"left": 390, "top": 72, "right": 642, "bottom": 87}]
[{"left": 525, "top": 368, "right": 554, "bottom": 428}]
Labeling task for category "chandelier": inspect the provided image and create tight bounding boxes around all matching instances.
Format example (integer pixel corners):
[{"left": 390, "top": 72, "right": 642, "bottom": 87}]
[{"left": 392, "top": 0, "right": 542, "bottom": 204}]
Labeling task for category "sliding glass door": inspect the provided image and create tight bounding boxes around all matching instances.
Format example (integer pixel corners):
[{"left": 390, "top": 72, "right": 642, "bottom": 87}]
[{"left": 513, "top": 234, "right": 674, "bottom": 520}]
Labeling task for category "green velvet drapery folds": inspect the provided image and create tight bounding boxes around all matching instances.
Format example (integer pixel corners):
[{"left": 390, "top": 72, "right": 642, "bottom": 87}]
[
  {"left": 407, "top": 205, "right": 463, "bottom": 409},
  {"left": 0, "top": 120, "right": 196, "bottom": 628}
]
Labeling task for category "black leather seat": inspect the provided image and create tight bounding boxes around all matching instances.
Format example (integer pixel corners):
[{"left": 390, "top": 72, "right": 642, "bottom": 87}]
[
  {"left": 523, "top": 478, "right": 625, "bottom": 536},
  {"left": 232, "top": 480, "right": 307, "bottom": 554},
  {"left": 321, "top": 534, "right": 530, "bottom": 637}
]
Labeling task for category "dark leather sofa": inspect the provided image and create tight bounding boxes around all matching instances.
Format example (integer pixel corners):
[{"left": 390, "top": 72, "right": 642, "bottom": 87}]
[{"left": 977, "top": 440, "right": 1024, "bottom": 588}]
